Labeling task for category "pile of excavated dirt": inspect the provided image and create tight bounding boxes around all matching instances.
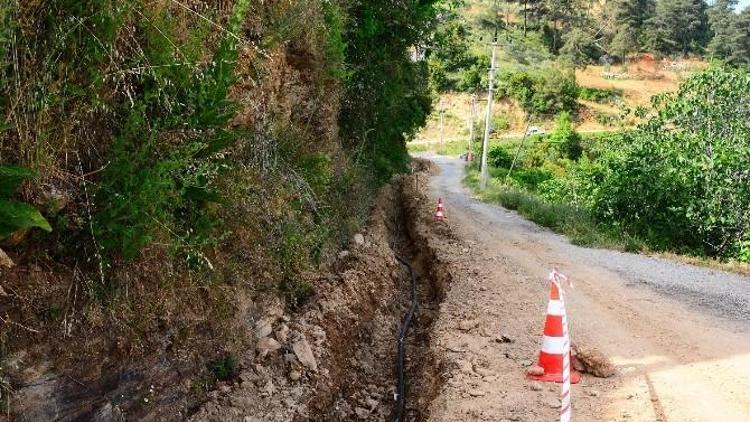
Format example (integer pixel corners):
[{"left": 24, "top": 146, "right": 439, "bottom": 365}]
[{"left": 188, "top": 162, "right": 456, "bottom": 421}]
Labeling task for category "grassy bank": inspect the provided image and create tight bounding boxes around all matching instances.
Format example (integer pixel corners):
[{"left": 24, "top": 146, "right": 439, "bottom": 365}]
[
  {"left": 464, "top": 165, "right": 750, "bottom": 276},
  {"left": 463, "top": 165, "right": 643, "bottom": 251},
  {"left": 408, "top": 140, "right": 472, "bottom": 156}
]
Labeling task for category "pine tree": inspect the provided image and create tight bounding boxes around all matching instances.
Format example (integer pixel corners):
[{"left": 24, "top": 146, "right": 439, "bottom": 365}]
[
  {"left": 728, "top": 8, "right": 750, "bottom": 64},
  {"left": 645, "top": 0, "right": 709, "bottom": 56},
  {"left": 609, "top": 0, "right": 656, "bottom": 56},
  {"left": 706, "top": 0, "right": 738, "bottom": 60}
]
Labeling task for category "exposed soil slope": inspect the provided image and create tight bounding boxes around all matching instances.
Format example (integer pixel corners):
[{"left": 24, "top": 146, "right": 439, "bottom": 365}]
[{"left": 188, "top": 162, "right": 456, "bottom": 421}]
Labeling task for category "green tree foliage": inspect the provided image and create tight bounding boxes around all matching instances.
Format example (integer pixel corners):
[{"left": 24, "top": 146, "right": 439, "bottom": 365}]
[
  {"left": 728, "top": 8, "right": 750, "bottom": 65},
  {"left": 548, "top": 111, "right": 582, "bottom": 160},
  {"left": 559, "top": 28, "right": 601, "bottom": 67},
  {"left": 543, "top": 0, "right": 580, "bottom": 52},
  {"left": 489, "top": 145, "right": 514, "bottom": 168},
  {"left": 548, "top": 67, "right": 750, "bottom": 261},
  {"left": 497, "top": 68, "right": 580, "bottom": 115},
  {"left": 428, "top": 18, "right": 480, "bottom": 91},
  {"left": 340, "top": 0, "right": 452, "bottom": 182},
  {"left": 706, "top": 0, "right": 738, "bottom": 60},
  {"left": 645, "top": 0, "right": 709, "bottom": 56},
  {"left": 610, "top": 0, "right": 656, "bottom": 56}
]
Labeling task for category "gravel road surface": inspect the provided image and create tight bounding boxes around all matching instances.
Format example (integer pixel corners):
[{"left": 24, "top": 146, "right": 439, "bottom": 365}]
[{"left": 424, "top": 156, "right": 750, "bottom": 422}]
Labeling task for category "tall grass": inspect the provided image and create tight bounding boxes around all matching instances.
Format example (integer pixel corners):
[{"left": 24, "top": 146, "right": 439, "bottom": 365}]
[{"left": 464, "top": 166, "right": 643, "bottom": 251}]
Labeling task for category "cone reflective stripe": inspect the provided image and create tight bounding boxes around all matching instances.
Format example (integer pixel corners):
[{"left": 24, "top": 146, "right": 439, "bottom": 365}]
[
  {"left": 528, "top": 272, "right": 581, "bottom": 385},
  {"left": 434, "top": 198, "right": 446, "bottom": 221}
]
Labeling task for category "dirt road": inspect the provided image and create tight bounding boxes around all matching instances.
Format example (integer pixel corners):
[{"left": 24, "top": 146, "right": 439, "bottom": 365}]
[{"left": 424, "top": 156, "right": 750, "bottom": 422}]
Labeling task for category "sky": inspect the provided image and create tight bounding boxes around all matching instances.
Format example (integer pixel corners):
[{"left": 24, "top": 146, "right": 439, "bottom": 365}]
[{"left": 739, "top": 0, "right": 750, "bottom": 11}]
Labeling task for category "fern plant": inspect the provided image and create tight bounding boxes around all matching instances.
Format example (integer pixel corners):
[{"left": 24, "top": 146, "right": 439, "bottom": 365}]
[{"left": 0, "top": 166, "right": 52, "bottom": 239}]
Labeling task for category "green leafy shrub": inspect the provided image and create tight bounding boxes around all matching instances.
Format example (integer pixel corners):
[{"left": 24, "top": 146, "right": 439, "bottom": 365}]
[
  {"left": 93, "top": 2, "right": 248, "bottom": 262},
  {"left": 595, "top": 112, "right": 620, "bottom": 127},
  {"left": 298, "top": 153, "right": 334, "bottom": 197},
  {"left": 0, "top": 166, "right": 51, "bottom": 239},
  {"left": 493, "top": 114, "right": 511, "bottom": 132},
  {"left": 322, "top": 2, "right": 349, "bottom": 81},
  {"left": 498, "top": 68, "right": 580, "bottom": 115},
  {"left": 579, "top": 87, "right": 623, "bottom": 104},
  {"left": 548, "top": 112, "right": 583, "bottom": 160},
  {"left": 508, "top": 168, "right": 555, "bottom": 191},
  {"left": 207, "top": 355, "right": 238, "bottom": 381},
  {"left": 550, "top": 67, "right": 750, "bottom": 260},
  {"left": 488, "top": 146, "right": 514, "bottom": 168}
]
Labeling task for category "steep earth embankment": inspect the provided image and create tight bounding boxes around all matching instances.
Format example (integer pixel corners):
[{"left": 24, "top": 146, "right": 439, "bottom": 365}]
[{"left": 189, "top": 162, "right": 457, "bottom": 421}]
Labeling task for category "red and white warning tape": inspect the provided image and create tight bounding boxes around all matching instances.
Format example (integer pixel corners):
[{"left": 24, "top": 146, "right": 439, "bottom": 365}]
[{"left": 550, "top": 270, "right": 572, "bottom": 422}]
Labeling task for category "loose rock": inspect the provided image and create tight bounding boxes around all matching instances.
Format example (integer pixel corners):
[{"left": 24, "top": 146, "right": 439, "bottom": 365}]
[
  {"left": 526, "top": 366, "right": 544, "bottom": 377},
  {"left": 0, "top": 247, "right": 14, "bottom": 268},
  {"left": 468, "top": 389, "right": 486, "bottom": 397},
  {"left": 255, "top": 319, "right": 273, "bottom": 339},
  {"left": 572, "top": 345, "right": 616, "bottom": 378},
  {"left": 292, "top": 336, "right": 318, "bottom": 371},
  {"left": 275, "top": 324, "right": 290, "bottom": 343},
  {"left": 256, "top": 337, "right": 282, "bottom": 357},
  {"left": 354, "top": 407, "right": 370, "bottom": 419},
  {"left": 495, "top": 335, "right": 514, "bottom": 344},
  {"left": 458, "top": 320, "right": 478, "bottom": 331}
]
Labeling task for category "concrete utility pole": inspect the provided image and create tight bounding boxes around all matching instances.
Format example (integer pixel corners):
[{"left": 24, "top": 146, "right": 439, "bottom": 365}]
[
  {"left": 480, "top": 41, "right": 497, "bottom": 190},
  {"left": 469, "top": 94, "right": 477, "bottom": 158},
  {"left": 439, "top": 101, "right": 445, "bottom": 154}
]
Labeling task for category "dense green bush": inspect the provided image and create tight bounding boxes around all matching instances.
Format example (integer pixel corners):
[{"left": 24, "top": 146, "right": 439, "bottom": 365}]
[
  {"left": 92, "top": 2, "right": 248, "bottom": 262},
  {"left": 489, "top": 146, "right": 514, "bottom": 168},
  {"left": 508, "top": 168, "right": 556, "bottom": 191},
  {"left": 548, "top": 112, "right": 583, "bottom": 161},
  {"left": 340, "top": 0, "right": 444, "bottom": 183},
  {"left": 497, "top": 68, "right": 579, "bottom": 115},
  {"left": 579, "top": 87, "right": 623, "bottom": 104},
  {"left": 547, "top": 67, "right": 750, "bottom": 261},
  {"left": 493, "top": 114, "right": 511, "bottom": 132},
  {"left": 207, "top": 354, "right": 238, "bottom": 381}
]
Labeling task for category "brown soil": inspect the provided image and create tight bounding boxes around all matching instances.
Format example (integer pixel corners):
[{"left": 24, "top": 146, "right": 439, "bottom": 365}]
[{"left": 187, "top": 161, "right": 457, "bottom": 421}]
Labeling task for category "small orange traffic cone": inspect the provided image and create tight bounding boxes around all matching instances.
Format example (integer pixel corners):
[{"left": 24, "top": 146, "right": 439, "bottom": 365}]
[
  {"left": 434, "top": 198, "right": 446, "bottom": 221},
  {"left": 528, "top": 280, "right": 581, "bottom": 384}
]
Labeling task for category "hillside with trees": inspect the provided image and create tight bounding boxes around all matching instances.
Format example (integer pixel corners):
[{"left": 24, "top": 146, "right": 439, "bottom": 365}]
[{"left": 418, "top": 0, "right": 750, "bottom": 264}]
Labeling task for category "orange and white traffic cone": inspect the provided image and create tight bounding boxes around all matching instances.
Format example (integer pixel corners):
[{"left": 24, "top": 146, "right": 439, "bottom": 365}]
[
  {"left": 434, "top": 198, "right": 446, "bottom": 221},
  {"left": 527, "top": 272, "right": 581, "bottom": 385}
]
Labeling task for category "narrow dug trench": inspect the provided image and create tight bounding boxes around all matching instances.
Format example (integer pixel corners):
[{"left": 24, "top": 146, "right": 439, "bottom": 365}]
[
  {"left": 390, "top": 182, "right": 450, "bottom": 421},
  {"left": 309, "top": 170, "right": 452, "bottom": 421},
  {"left": 181, "top": 166, "right": 454, "bottom": 421}
]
